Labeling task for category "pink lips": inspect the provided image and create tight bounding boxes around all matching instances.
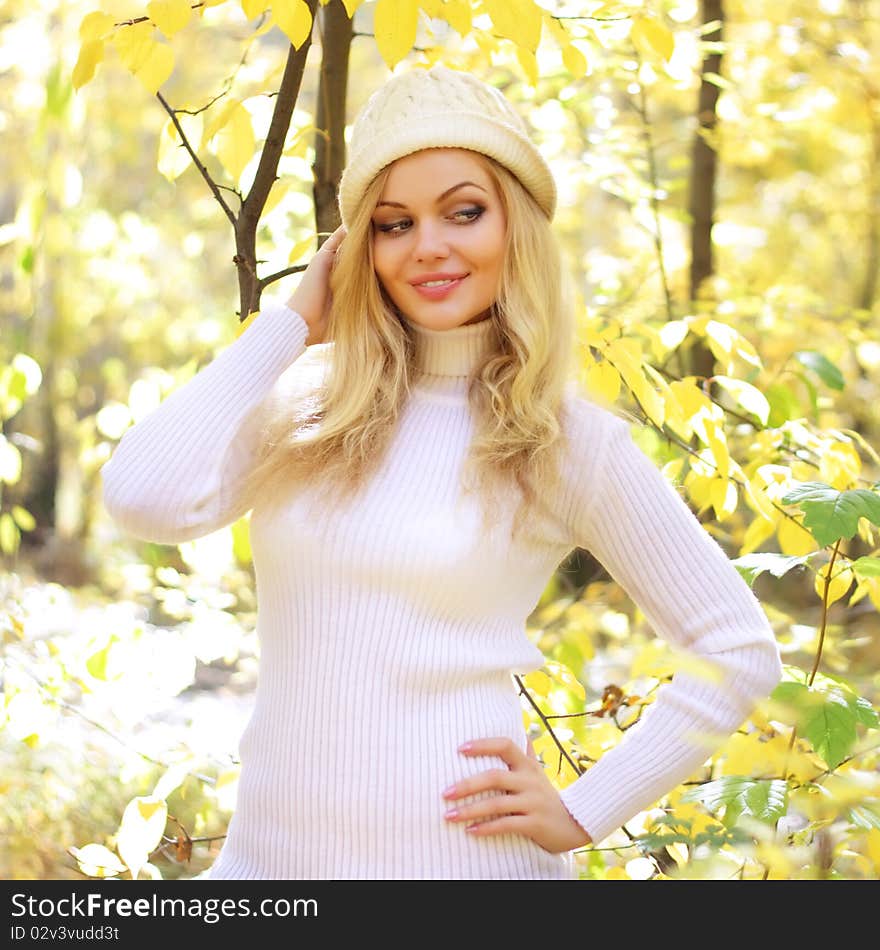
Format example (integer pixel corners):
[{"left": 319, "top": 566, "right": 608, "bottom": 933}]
[{"left": 410, "top": 275, "right": 467, "bottom": 300}]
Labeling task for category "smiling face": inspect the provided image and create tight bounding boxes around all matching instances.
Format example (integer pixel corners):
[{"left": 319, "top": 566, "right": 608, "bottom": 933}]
[{"left": 370, "top": 149, "right": 508, "bottom": 330}]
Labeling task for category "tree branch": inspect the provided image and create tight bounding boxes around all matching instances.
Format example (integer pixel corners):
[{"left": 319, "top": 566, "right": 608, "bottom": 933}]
[{"left": 156, "top": 90, "right": 237, "bottom": 226}]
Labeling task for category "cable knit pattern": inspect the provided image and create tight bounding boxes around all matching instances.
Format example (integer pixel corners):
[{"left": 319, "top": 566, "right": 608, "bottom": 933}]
[
  {"left": 100, "top": 298, "right": 782, "bottom": 879},
  {"left": 338, "top": 64, "right": 557, "bottom": 228}
]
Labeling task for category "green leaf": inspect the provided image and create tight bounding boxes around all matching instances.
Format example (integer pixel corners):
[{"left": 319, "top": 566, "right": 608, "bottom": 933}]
[
  {"left": 794, "top": 351, "right": 845, "bottom": 391},
  {"left": 732, "top": 552, "right": 812, "bottom": 586},
  {"left": 772, "top": 677, "right": 878, "bottom": 768},
  {"left": 765, "top": 382, "right": 801, "bottom": 427},
  {"left": 791, "top": 369, "right": 818, "bottom": 418},
  {"left": 681, "top": 777, "right": 788, "bottom": 826},
  {"left": 852, "top": 556, "right": 880, "bottom": 578},
  {"left": 781, "top": 481, "right": 880, "bottom": 546}
]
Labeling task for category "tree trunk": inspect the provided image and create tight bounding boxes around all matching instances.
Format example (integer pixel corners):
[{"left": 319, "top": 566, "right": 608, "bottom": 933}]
[
  {"left": 685, "top": 0, "right": 724, "bottom": 381},
  {"left": 314, "top": 0, "right": 353, "bottom": 246}
]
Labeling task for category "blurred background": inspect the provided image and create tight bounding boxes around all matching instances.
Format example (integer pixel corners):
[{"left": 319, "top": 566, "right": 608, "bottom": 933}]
[{"left": 1, "top": 0, "right": 879, "bottom": 881}]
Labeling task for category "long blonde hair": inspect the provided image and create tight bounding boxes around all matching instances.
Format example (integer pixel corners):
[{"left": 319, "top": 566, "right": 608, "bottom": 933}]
[{"left": 243, "top": 152, "right": 579, "bottom": 545}]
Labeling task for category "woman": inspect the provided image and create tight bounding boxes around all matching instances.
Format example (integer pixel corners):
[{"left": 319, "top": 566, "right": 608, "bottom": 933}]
[{"left": 101, "top": 65, "right": 782, "bottom": 880}]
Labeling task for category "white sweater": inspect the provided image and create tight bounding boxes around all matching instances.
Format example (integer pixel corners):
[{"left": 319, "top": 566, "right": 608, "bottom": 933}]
[{"left": 100, "top": 298, "right": 783, "bottom": 880}]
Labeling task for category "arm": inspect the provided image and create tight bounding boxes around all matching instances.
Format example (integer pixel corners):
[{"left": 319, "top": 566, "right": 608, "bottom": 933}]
[
  {"left": 100, "top": 297, "right": 313, "bottom": 545},
  {"left": 554, "top": 400, "right": 783, "bottom": 846}
]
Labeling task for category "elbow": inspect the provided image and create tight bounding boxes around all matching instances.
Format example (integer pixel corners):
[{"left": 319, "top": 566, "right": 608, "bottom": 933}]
[{"left": 101, "top": 463, "right": 205, "bottom": 545}]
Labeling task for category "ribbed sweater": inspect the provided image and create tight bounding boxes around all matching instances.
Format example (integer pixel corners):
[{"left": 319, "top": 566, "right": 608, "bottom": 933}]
[{"left": 100, "top": 297, "right": 783, "bottom": 880}]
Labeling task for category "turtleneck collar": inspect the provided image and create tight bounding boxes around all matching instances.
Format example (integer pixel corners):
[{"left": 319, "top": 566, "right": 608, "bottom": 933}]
[{"left": 402, "top": 314, "right": 499, "bottom": 379}]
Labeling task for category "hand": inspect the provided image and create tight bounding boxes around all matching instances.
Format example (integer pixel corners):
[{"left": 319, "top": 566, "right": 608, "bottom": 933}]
[
  {"left": 285, "top": 225, "right": 347, "bottom": 346},
  {"left": 442, "top": 737, "right": 593, "bottom": 854}
]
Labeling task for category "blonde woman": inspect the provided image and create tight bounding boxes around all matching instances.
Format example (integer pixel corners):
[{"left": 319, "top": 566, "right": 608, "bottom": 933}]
[{"left": 101, "top": 65, "right": 782, "bottom": 880}]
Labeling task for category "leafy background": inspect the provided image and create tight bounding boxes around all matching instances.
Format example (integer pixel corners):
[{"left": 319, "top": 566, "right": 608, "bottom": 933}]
[{"left": 1, "top": 0, "right": 879, "bottom": 880}]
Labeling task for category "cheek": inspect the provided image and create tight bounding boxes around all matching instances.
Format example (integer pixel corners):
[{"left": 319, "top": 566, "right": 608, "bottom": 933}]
[{"left": 372, "top": 242, "right": 402, "bottom": 286}]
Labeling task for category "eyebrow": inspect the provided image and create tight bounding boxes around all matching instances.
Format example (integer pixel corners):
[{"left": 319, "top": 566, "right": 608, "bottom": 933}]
[{"left": 375, "top": 181, "right": 488, "bottom": 209}]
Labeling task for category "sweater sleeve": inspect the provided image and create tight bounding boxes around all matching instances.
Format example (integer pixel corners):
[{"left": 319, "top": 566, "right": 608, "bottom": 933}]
[
  {"left": 100, "top": 297, "right": 313, "bottom": 545},
  {"left": 554, "top": 398, "right": 783, "bottom": 846}
]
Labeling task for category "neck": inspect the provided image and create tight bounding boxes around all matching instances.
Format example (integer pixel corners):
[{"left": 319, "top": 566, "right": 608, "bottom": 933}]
[{"left": 402, "top": 314, "right": 499, "bottom": 380}]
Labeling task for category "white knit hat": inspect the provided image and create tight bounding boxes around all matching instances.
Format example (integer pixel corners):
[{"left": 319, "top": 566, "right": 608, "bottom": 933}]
[{"left": 337, "top": 65, "right": 557, "bottom": 228}]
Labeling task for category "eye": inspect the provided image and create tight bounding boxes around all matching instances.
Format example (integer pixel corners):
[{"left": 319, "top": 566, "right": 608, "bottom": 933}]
[
  {"left": 375, "top": 218, "right": 411, "bottom": 234},
  {"left": 373, "top": 205, "right": 486, "bottom": 237},
  {"left": 453, "top": 205, "right": 485, "bottom": 223}
]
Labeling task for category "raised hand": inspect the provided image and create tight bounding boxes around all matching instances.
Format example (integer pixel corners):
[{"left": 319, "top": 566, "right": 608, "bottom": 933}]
[{"left": 285, "top": 225, "right": 347, "bottom": 347}]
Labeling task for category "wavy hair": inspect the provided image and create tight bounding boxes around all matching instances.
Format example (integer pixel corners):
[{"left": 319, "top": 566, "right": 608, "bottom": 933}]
[{"left": 242, "top": 152, "right": 580, "bottom": 545}]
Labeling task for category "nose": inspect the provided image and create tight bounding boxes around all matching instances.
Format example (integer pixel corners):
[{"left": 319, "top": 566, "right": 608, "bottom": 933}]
[{"left": 413, "top": 220, "right": 450, "bottom": 261}]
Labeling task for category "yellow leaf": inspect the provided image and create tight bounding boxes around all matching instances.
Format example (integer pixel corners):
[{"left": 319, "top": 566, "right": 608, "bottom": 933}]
[
  {"left": 203, "top": 96, "right": 242, "bottom": 142},
  {"left": 713, "top": 375, "right": 770, "bottom": 426},
  {"left": 79, "top": 11, "right": 115, "bottom": 42},
  {"left": 419, "top": 0, "right": 442, "bottom": 17},
  {"left": 522, "top": 669, "right": 553, "bottom": 699},
  {"left": 709, "top": 475, "right": 737, "bottom": 519},
  {"left": 814, "top": 562, "right": 853, "bottom": 606},
  {"left": 72, "top": 40, "right": 104, "bottom": 90},
  {"left": 515, "top": 46, "right": 539, "bottom": 86},
  {"left": 777, "top": 512, "right": 817, "bottom": 557},
  {"left": 483, "top": 0, "right": 542, "bottom": 52},
  {"left": 374, "top": 0, "right": 419, "bottom": 69},
  {"left": 0, "top": 436, "right": 21, "bottom": 483},
  {"left": 849, "top": 575, "right": 880, "bottom": 612},
  {"left": 584, "top": 359, "right": 620, "bottom": 405},
  {"left": 542, "top": 11, "right": 569, "bottom": 47},
  {"left": 157, "top": 113, "right": 203, "bottom": 181},
  {"left": 693, "top": 415, "right": 729, "bottom": 478},
  {"left": 340, "top": 0, "right": 366, "bottom": 16},
  {"left": 605, "top": 337, "right": 664, "bottom": 427},
  {"left": 117, "top": 796, "right": 168, "bottom": 881},
  {"left": 740, "top": 512, "right": 776, "bottom": 556},
  {"left": 274, "top": 0, "right": 313, "bottom": 49},
  {"left": 231, "top": 514, "right": 253, "bottom": 564},
  {"left": 288, "top": 234, "right": 315, "bottom": 265},
  {"left": 69, "top": 843, "right": 127, "bottom": 878},
  {"left": 241, "top": 0, "right": 271, "bottom": 16},
  {"left": 148, "top": 0, "right": 192, "bottom": 37},
  {"left": 440, "top": 0, "right": 471, "bottom": 36},
  {"left": 113, "top": 22, "right": 174, "bottom": 94},
  {"left": 533, "top": 732, "right": 565, "bottom": 770},
  {"left": 630, "top": 14, "right": 675, "bottom": 62},
  {"left": 818, "top": 440, "right": 861, "bottom": 490},
  {"left": 236, "top": 309, "right": 260, "bottom": 339},
  {"left": 136, "top": 41, "right": 174, "bottom": 94},
  {"left": 544, "top": 660, "right": 585, "bottom": 701},
  {"left": 631, "top": 640, "right": 675, "bottom": 679},
  {"left": 579, "top": 721, "right": 620, "bottom": 760},
  {"left": 215, "top": 102, "right": 255, "bottom": 182},
  {"left": 562, "top": 42, "right": 588, "bottom": 79},
  {"left": 113, "top": 20, "right": 154, "bottom": 73}
]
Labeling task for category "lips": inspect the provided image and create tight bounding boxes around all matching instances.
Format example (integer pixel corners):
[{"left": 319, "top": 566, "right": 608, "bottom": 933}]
[
  {"left": 409, "top": 272, "right": 469, "bottom": 286},
  {"left": 410, "top": 275, "right": 468, "bottom": 300}
]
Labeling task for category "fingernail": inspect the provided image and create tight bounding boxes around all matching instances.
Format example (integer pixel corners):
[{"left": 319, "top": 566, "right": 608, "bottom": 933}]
[
  {"left": 444, "top": 809, "right": 459, "bottom": 820},
  {"left": 458, "top": 742, "right": 473, "bottom": 752},
  {"left": 442, "top": 785, "right": 457, "bottom": 798}
]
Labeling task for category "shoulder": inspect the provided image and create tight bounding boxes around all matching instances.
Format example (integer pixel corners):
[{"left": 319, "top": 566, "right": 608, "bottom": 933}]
[{"left": 559, "top": 382, "right": 635, "bottom": 458}]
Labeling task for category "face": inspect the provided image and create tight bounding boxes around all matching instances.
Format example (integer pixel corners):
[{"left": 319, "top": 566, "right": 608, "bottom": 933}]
[{"left": 370, "top": 149, "right": 507, "bottom": 330}]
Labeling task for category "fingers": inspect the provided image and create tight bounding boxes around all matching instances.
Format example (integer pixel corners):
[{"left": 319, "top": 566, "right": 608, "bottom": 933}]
[
  {"left": 458, "top": 737, "right": 527, "bottom": 769},
  {"left": 320, "top": 225, "right": 347, "bottom": 253},
  {"left": 443, "top": 767, "right": 518, "bottom": 803}
]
